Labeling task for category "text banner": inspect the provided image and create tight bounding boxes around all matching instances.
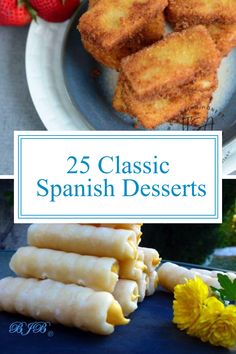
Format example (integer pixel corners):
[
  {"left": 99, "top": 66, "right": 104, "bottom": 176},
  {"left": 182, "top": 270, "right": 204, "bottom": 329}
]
[{"left": 14, "top": 131, "right": 222, "bottom": 223}]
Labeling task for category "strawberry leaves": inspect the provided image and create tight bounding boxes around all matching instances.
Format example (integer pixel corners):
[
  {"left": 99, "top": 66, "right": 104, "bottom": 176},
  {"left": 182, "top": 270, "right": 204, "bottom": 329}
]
[
  {"left": 18, "top": 0, "right": 37, "bottom": 21},
  {"left": 211, "top": 273, "right": 236, "bottom": 304}
]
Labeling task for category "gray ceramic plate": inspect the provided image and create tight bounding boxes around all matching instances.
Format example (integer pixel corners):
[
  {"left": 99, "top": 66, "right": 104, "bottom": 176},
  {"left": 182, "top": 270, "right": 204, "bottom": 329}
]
[{"left": 64, "top": 2, "right": 236, "bottom": 140}]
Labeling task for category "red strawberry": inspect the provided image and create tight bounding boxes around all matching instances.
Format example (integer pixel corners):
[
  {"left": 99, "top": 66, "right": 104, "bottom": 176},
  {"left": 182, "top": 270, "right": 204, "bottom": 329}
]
[
  {"left": 29, "top": 0, "right": 80, "bottom": 22},
  {"left": 0, "top": 0, "right": 35, "bottom": 26}
]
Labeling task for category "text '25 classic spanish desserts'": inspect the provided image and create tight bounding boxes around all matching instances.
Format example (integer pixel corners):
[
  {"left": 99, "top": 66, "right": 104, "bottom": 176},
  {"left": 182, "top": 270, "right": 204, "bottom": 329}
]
[
  {"left": 78, "top": 0, "right": 236, "bottom": 129},
  {"left": 0, "top": 224, "right": 161, "bottom": 335}
]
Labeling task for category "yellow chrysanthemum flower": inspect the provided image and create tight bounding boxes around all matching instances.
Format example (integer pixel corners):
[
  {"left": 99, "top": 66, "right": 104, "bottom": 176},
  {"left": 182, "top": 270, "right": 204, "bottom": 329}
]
[
  {"left": 191, "top": 298, "right": 236, "bottom": 348},
  {"left": 173, "top": 277, "right": 209, "bottom": 331},
  {"left": 209, "top": 305, "right": 236, "bottom": 348},
  {"left": 187, "top": 296, "right": 224, "bottom": 338},
  {"left": 208, "top": 305, "right": 236, "bottom": 348}
]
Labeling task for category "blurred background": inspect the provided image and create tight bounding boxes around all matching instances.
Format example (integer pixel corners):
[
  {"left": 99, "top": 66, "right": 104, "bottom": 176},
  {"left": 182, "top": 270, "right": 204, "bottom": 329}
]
[{"left": 0, "top": 179, "right": 236, "bottom": 270}]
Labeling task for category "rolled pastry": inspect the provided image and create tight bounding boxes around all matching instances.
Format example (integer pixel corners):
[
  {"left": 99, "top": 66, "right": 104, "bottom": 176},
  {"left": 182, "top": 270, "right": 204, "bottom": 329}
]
[
  {"left": 0, "top": 277, "right": 129, "bottom": 335},
  {"left": 190, "top": 268, "right": 236, "bottom": 281},
  {"left": 113, "top": 279, "right": 139, "bottom": 316},
  {"left": 158, "top": 262, "right": 220, "bottom": 292},
  {"left": 91, "top": 224, "right": 142, "bottom": 244},
  {"left": 139, "top": 247, "right": 161, "bottom": 273},
  {"left": 137, "top": 272, "right": 148, "bottom": 302},
  {"left": 137, "top": 247, "right": 145, "bottom": 262},
  {"left": 28, "top": 224, "right": 137, "bottom": 261},
  {"left": 10, "top": 247, "right": 119, "bottom": 292},
  {"left": 146, "top": 271, "right": 158, "bottom": 296},
  {"left": 119, "top": 258, "right": 147, "bottom": 282}
]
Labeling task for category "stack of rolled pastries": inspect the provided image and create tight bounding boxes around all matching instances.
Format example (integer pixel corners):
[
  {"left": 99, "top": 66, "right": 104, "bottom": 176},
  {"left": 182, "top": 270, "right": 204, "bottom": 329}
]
[
  {"left": 78, "top": 0, "right": 236, "bottom": 129},
  {"left": 0, "top": 224, "right": 161, "bottom": 335}
]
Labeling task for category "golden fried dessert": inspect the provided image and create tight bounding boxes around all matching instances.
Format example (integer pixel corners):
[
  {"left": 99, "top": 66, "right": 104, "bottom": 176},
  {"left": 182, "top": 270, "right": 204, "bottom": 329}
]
[
  {"left": 166, "top": 0, "right": 236, "bottom": 58},
  {"left": 88, "top": 0, "right": 165, "bottom": 45},
  {"left": 172, "top": 97, "right": 212, "bottom": 127},
  {"left": 120, "top": 26, "right": 220, "bottom": 100},
  {"left": 79, "top": 0, "right": 168, "bottom": 50},
  {"left": 167, "top": 0, "right": 236, "bottom": 30},
  {"left": 81, "top": 14, "right": 165, "bottom": 70},
  {"left": 122, "top": 83, "right": 214, "bottom": 129},
  {"left": 113, "top": 71, "right": 217, "bottom": 110},
  {"left": 80, "top": 0, "right": 166, "bottom": 70},
  {"left": 113, "top": 72, "right": 217, "bottom": 128},
  {"left": 81, "top": 37, "right": 125, "bottom": 69},
  {"left": 113, "top": 26, "right": 220, "bottom": 128},
  {"left": 113, "top": 76, "right": 128, "bottom": 114},
  {"left": 139, "top": 13, "right": 165, "bottom": 45},
  {"left": 207, "top": 23, "right": 236, "bottom": 56}
]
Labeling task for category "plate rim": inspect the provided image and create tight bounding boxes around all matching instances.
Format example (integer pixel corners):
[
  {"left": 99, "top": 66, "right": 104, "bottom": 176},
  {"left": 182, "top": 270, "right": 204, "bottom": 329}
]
[{"left": 25, "top": 13, "right": 91, "bottom": 131}]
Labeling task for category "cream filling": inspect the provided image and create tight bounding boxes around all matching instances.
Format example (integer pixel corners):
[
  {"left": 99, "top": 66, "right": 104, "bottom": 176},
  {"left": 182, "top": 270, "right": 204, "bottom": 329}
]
[
  {"left": 131, "top": 288, "right": 139, "bottom": 302},
  {"left": 107, "top": 301, "right": 129, "bottom": 326},
  {"left": 111, "top": 262, "right": 119, "bottom": 274},
  {"left": 152, "top": 257, "right": 160, "bottom": 267},
  {"left": 136, "top": 261, "right": 148, "bottom": 272}
]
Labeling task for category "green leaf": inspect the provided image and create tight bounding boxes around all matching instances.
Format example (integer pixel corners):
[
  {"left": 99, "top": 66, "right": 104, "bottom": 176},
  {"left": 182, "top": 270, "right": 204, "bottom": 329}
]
[
  {"left": 210, "top": 286, "right": 220, "bottom": 293},
  {"left": 26, "top": 5, "right": 38, "bottom": 21},
  {"left": 211, "top": 273, "right": 236, "bottom": 303},
  {"left": 17, "top": 0, "right": 38, "bottom": 21}
]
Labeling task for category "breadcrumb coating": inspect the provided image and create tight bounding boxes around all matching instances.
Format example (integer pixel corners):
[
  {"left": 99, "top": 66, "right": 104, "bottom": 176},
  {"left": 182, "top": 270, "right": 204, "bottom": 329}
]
[
  {"left": 79, "top": 0, "right": 168, "bottom": 50},
  {"left": 120, "top": 26, "right": 220, "bottom": 100},
  {"left": 167, "top": 0, "right": 236, "bottom": 30}
]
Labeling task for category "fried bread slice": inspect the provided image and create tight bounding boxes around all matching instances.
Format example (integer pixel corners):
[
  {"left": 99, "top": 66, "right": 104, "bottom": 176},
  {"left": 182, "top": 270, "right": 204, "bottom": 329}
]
[
  {"left": 122, "top": 86, "right": 213, "bottom": 129},
  {"left": 113, "top": 72, "right": 217, "bottom": 128},
  {"left": 82, "top": 13, "right": 165, "bottom": 69},
  {"left": 78, "top": 0, "right": 168, "bottom": 50},
  {"left": 139, "top": 13, "right": 165, "bottom": 45},
  {"left": 113, "top": 75, "right": 129, "bottom": 113},
  {"left": 113, "top": 71, "right": 217, "bottom": 108},
  {"left": 120, "top": 26, "right": 220, "bottom": 100},
  {"left": 82, "top": 34, "right": 153, "bottom": 70},
  {"left": 88, "top": 0, "right": 165, "bottom": 44},
  {"left": 172, "top": 97, "right": 212, "bottom": 126},
  {"left": 207, "top": 23, "right": 236, "bottom": 57},
  {"left": 167, "top": 0, "right": 236, "bottom": 30}
]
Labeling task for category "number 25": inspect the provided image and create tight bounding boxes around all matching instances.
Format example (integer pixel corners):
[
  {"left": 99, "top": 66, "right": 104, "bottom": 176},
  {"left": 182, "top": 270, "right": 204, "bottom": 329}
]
[{"left": 67, "top": 156, "right": 90, "bottom": 174}]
